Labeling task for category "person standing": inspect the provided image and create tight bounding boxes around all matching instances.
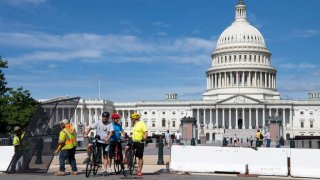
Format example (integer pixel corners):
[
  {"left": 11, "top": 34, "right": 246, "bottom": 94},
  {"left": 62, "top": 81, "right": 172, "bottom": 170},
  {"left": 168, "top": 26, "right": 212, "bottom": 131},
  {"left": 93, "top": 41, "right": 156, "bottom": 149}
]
[
  {"left": 131, "top": 113, "right": 148, "bottom": 176},
  {"left": 83, "top": 112, "right": 114, "bottom": 176},
  {"left": 175, "top": 130, "right": 181, "bottom": 144},
  {"left": 165, "top": 130, "right": 171, "bottom": 148},
  {"left": 255, "top": 129, "right": 263, "bottom": 147},
  {"left": 109, "top": 113, "right": 126, "bottom": 171},
  {"left": 264, "top": 130, "right": 271, "bottom": 147},
  {"left": 53, "top": 119, "right": 77, "bottom": 176},
  {"left": 10, "top": 126, "right": 27, "bottom": 172}
]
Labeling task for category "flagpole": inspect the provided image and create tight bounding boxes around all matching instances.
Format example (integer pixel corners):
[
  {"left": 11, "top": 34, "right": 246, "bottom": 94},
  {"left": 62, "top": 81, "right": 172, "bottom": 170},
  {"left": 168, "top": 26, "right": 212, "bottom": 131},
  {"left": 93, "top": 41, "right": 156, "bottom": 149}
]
[{"left": 99, "top": 79, "right": 101, "bottom": 100}]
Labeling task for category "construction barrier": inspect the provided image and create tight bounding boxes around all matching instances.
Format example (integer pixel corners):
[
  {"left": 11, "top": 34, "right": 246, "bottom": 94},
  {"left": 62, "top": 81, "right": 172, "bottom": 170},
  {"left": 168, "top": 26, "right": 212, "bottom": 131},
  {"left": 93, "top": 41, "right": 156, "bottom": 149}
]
[
  {"left": 170, "top": 145, "right": 288, "bottom": 176},
  {"left": 0, "top": 146, "right": 14, "bottom": 171},
  {"left": 291, "top": 149, "right": 320, "bottom": 178}
]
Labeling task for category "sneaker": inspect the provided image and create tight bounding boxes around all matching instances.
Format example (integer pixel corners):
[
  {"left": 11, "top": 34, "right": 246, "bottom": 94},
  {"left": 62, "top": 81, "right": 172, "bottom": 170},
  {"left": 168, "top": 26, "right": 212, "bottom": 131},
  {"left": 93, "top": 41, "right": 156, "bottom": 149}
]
[
  {"left": 107, "top": 168, "right": 112, "bottom": 174},
  {"left": 83, "top": 157, "right": 89, "bottom": 164},
  {"left": 54, "top": 171, "right": 66, "bottom": 176},
  {"left": 70, "top": 171, "right": 78, "bottom": 175},
  {"left": 137, "top": 170, "right": 142, "bottom": 176},
  {"left": 103, "top": 170, "right": 108, "bottom": 176}
]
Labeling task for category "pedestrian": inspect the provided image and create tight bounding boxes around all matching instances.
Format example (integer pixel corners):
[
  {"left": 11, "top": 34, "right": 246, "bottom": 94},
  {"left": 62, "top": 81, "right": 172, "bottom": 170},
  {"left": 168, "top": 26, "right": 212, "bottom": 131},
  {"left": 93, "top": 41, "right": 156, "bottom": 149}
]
[
  {"left": 264, "top": 130, "right": 271, "bottom": 147},
  {"left": 83, "top": 112, "right": 114, "bottom": 176},
  {"left": 175, "top": 130, "right": 181, "bottom": 144},
  {"left": 165, "top": 130, "right": 171, "bottom": 148},
  {"left": 250, "top": 136, "right": 253, "bottom": 147},
  {"left": 255, "top": 129, "right": 263, "bottom": 147},
  {"left": 279, "top": 136, "right": 285, "bottom": 146},
  {"left": 53, "top": 119, "right": 78, "bottom": 176}
]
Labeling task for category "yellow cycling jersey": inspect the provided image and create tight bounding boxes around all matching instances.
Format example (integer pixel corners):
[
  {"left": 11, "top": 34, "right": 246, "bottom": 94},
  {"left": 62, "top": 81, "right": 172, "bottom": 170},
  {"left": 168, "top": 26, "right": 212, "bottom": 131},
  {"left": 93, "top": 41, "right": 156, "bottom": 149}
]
[{"left": 132, "top": 121, "right": 147, "bottom": 142}]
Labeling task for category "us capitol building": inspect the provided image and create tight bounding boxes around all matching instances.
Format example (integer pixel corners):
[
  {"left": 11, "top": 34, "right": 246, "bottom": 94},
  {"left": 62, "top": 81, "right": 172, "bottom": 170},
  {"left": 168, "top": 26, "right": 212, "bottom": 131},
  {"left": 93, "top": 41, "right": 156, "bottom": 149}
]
[{"left": 65, "top": 0, "right": 320, "bottom": 141}]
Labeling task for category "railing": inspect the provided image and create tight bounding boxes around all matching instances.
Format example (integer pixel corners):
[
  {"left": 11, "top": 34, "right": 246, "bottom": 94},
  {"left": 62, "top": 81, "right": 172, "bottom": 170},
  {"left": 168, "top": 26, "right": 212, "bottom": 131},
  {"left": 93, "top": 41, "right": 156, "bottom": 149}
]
[{"left": 0, "top": 138, "right": 12, "bottom": 146}]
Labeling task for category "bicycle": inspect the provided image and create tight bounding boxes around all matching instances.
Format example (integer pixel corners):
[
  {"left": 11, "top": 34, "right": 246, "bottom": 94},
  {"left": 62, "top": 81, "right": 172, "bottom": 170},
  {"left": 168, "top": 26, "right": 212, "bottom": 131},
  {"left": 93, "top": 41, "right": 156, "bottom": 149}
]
[
  {"left": 126, "top": 143, "right": 137, "bottom": 175},
  {"left": 85, "top": 136, "right": 100, "bottom": 177},
  {"left": 112, "top": 140, "right": 127, "bottom": 176}
]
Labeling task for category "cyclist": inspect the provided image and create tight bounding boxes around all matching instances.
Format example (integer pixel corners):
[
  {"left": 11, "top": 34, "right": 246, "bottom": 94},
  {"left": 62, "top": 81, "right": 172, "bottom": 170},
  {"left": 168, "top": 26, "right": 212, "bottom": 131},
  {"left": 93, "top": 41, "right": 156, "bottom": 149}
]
[
  {"left": 108, "top": 113, "right": 126, "bottom": 171},
  {"left": 130, "top": 113, "right": 148, "bottom": 176},
  {"left": 84, "top": 111, "right": 114, "bottom": 176}
]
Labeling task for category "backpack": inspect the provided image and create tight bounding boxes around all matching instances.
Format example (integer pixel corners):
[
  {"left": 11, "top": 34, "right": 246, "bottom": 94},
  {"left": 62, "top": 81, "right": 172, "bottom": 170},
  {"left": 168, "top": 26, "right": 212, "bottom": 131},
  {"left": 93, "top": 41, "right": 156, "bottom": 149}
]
[{"left": 260, "top": 133, "right": 264, "bottom": 139}]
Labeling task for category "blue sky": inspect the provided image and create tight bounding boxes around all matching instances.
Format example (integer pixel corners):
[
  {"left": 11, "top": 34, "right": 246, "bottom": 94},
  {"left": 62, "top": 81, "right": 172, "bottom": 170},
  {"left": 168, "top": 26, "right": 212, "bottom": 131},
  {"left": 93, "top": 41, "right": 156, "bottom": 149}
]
[{"left": 1, "top": 0, "right": 320, "bottom": 101}]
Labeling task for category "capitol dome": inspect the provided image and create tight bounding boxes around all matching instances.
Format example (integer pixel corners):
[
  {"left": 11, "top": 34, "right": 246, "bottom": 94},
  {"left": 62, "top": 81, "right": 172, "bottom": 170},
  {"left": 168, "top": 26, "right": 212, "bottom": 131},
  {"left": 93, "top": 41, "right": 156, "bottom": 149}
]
[{"left": 203, "top": 0, "right": 280, "bottom": 101}]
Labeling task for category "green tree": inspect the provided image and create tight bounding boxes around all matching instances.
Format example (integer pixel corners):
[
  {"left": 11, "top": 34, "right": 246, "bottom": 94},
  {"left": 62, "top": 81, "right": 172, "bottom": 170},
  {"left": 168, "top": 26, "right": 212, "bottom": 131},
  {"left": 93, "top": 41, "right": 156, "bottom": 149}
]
[
  {"left": 1, "top": 88, "right": 38, "bottom": 132},
  {"left": 0, "top": 57, "right": 39, "bottom": 134}
]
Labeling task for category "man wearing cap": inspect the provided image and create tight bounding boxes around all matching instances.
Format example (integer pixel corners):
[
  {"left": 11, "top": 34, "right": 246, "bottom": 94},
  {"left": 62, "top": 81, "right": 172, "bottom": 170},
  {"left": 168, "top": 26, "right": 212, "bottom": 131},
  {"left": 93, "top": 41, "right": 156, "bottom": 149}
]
[
  {"left": 53, "top": 119, "right": 77, "bottom": 176},
  {"left": 84, "top": 111, "right": 114, "bottom": 176},
  {"left": 9, "top": 126, "right": 27, "bottom": 172}
]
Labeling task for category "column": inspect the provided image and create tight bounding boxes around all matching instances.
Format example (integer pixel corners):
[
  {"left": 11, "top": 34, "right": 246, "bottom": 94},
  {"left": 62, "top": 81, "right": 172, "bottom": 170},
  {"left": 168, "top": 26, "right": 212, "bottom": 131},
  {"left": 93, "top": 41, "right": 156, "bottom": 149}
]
[
  {"left": 215, "top": 74, "right": 217, "bottom": 88},
  {"left": 197, "top": 109, "right": 200, "bottom": 126},
  {"left": 56, "top": 108, "right": 59, "bottom": 124},
  {"left": 269, "top": 108, "right": 272, "bottom": 117},
  {"left": 62, "top": 108, "right": 65, "bottom": 119},
  {"left": 236, "top": 71, "right": 239, "bottom": 86},
  {"left": 249, "top": 108, "right": 252, "bottom": 129},
  {"left": 228, "top": 109, "right": 232, "bottom": 129},
  {"left": 68, "top": 108, "right": 71, "bottom": 120},
  {"left": 74, "top": 108, "right": 78, "bottom": 128},
  {"left": 81, "top": 107, "right": 84, "bottom": 126},
  {"left": 224, "top": 72, "right": 227, "bottom": 87},
  {"left": 242, "top": 71, "right": 245, "bottom": 86},
  {"left": 230, "top": 72, "right": 233, "bottom": 87},
  {"left": 88, "top": 108, "right": 92, "bottom": 125},
  {"left": 235, "top": 109, "right": 238, "bottom": 129},
  {"left": 255, "top": 109, "right": 259, "bottom": 128},
  {"left": 268, "top": 73, "right": 272, "bottom": 88},
  {"left": 128, "top": 111, "right": 132, "bottom": 127},
  {"left": 215, "top": 108, "right": 219, "bottom": 128},
  {"left": 203, "top": 109, "right": 206, "bottom": 125},
  {"left": 264, "top": 72, "right": 267, "bottom": 87},
  {"left": 283, "top": 108, "right": 286, "bottom": 128},
  {"left": 222, "top": 108, "right": 225, "bottom": 128},
  {"left": 260, "top": 72, "right": 262, "bottom": 87},
  {"left": 289, "top": 108, "right": 293, "bottom": 127},
  {"left": 95, "top": 108, "right": 98, "bottom": 123},
  {"left": 242, "top": 108, "right": 245, "bottom": 129},
  {"left": 207, "top": 76, "right": 209, "bottom": 89},
  {"left": 218, "top": 73, "right": 221, "bottom": 88},
  {"left": 263, "top": 108, "right": 266, "bottom": 127},
  {"left": 248, "top": 71, "right": 251, "bottom": 86},
  {"left": 209, "top": 109, "right": 213, "bottom": 128},
  {"left": 254, "top": 72, "right": 257, "bottom": 87}
]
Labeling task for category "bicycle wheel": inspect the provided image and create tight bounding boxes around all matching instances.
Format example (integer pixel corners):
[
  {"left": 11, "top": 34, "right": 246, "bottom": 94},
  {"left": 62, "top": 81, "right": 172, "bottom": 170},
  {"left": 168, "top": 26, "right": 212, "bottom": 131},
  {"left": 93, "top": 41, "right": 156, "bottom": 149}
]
[
  {"left": 92, "top": 151, "right": 99, "bottom": 175},
  {"left": 122, "top": 162, "right": 128, "bottom": 176},
  {"left": 85, "top": 154, "right": 92, "bottom": 177},
  {"left": 113, "top": 158, "right": 121, "bottom": 174},
  {"left": 128, "top": 151, "right": 135, "bottom": 175}
]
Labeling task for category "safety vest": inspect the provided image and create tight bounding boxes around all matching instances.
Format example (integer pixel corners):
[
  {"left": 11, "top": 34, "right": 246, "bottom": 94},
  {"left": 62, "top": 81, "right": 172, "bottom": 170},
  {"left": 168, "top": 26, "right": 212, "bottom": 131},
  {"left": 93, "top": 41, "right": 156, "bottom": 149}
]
[
  {"left": 13, "top": 132, "right": 25, "bottom": 146},
  {"left": 60, "top": 128, "right": 77, "bottom": 150}
]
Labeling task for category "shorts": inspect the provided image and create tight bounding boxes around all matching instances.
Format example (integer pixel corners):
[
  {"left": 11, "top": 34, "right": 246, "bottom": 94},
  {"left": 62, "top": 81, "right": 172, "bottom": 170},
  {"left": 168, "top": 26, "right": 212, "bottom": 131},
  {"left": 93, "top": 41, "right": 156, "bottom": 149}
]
[
  {"left": 109, "top": 141, "right": 123, "bottom": 159},
  {"left": 97, "top": 142, "right": 109, "bottom": 157},
  {"left": 133, "top": 142, "right": 144, "bottom": 159}
]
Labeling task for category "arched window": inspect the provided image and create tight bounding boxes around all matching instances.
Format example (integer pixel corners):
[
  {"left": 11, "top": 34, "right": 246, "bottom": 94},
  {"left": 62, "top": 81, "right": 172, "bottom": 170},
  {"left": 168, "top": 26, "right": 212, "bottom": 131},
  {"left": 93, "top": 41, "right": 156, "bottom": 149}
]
[{"left": 162, "top": 118, "right": 166, "bottom": 127}]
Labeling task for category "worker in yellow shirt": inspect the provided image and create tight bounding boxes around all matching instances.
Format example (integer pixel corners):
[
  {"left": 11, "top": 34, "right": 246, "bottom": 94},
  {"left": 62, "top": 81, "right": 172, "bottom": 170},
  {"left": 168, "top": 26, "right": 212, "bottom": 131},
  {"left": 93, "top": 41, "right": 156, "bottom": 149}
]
[
  {"left": 9, "top": 126, "right": 27, "bottom": 172},
  {"left": 53, "top": 119, "right": 77, "bottom": 176},
  {"left": 131, "top": 113, "right": 148, "bottom": 176}
]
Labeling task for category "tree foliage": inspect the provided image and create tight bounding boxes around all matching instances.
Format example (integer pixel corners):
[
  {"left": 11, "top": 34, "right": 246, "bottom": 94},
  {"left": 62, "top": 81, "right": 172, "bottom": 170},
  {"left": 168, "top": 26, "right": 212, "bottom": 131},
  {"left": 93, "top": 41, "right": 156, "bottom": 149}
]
[{"left": 0, "top": 57, "right": 39, "bottom": 134}]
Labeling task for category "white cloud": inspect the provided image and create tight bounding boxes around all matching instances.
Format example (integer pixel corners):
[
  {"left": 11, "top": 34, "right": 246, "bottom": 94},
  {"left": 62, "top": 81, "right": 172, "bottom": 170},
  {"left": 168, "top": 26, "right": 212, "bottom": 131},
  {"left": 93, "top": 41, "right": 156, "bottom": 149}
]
[
  {"left": 152, "top": 22, "right": 169, "bottom": 28},
  {"left": 1, "top": 32, "right": 216, "bottom": 65},
  {"left": 279, "top": 62, "right": 317, "bottom": 70},
  {"left": 4, "top": 0, "right": 47, "bottom": 6}
]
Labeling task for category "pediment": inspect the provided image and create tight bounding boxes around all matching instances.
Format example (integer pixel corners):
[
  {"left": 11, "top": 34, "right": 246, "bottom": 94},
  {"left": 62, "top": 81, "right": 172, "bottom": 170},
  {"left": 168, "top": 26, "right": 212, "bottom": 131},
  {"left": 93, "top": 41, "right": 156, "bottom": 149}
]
[{"left": 217, "top": 95, "right": 262, "bottom": 104}]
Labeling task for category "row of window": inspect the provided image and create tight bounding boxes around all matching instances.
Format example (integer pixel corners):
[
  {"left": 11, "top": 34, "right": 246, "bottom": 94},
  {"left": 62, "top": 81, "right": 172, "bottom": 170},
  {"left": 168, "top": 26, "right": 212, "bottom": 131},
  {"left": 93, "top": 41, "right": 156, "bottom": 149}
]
[
  {"left": 300, "top": 111, "right": 314, "bottom": 115},
  {"left": 143, "top": 111, "right": 184, "bottom": 115},
  {"left": 213, "top": 53, "right": 270, "bottom": 65},
  {"left": 300, "top": 121, "right": 314, "bottom": 128},
  {"left": 219, "top": 34, "right": 263, "bottom": 44}
]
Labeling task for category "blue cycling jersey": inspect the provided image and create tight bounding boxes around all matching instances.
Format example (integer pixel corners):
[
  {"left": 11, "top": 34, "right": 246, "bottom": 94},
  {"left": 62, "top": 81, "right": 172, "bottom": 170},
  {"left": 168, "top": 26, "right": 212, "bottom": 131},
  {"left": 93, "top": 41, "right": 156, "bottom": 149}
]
[{"left": 110, "top": 123, "right": 123, "bottom": 141}]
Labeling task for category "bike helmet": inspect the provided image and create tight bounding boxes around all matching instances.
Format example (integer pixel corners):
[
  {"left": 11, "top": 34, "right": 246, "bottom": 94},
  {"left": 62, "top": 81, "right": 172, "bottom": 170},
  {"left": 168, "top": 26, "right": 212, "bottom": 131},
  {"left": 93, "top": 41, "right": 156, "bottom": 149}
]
[
  {"left": 130, "top": 113, "right": 141, "bottom": 119},
  {"left": 102, "top": 111, "right": 110, "bottom": 117},
  {"left": 111, "top": 113, "right": 120, "bottom": 119}
]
